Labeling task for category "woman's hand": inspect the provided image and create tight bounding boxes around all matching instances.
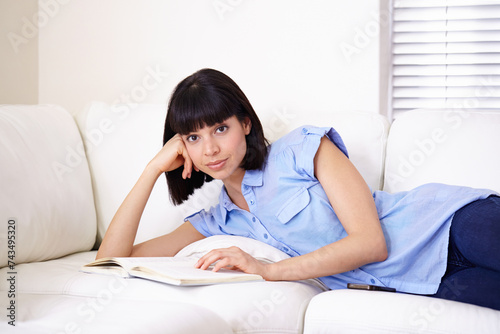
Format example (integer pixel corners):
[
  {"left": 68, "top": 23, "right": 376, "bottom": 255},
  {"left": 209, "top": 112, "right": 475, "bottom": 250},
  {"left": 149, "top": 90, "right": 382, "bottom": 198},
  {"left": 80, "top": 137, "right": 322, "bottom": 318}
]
[
  {"left": 195, "top": 246, "right": 273, "bottom": 280},
  {"left": 150, "top": 134, "right": 197, "bottom": 179}
]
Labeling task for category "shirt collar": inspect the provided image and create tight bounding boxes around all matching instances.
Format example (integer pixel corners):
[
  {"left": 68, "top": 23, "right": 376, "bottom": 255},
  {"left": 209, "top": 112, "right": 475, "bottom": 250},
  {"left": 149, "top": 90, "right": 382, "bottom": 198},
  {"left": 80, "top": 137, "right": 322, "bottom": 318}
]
[{"left": 242, "top": 169, "right": 263, "bottom": 187}]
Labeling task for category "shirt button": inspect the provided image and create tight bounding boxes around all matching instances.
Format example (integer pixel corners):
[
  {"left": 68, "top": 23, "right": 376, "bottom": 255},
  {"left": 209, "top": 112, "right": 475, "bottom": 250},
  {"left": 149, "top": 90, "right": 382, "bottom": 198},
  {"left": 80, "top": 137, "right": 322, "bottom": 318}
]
[
  {"left": 283, "top": 247, "right": 289, "bottom": 252},
  {"left": 370, "top": 279, "right": 375, "bottom": 284},
  {"left": 250, "top": 200, "right": 255, "bottom": 205},
  {"left": 302, "top": 127, "right": 308, "bottom": 134},
  {"left": 252, "top": 217, "right": 256, "bottom": 222},
  {"left": 263, "top": 233, "right": 268, "bottom": 239}
]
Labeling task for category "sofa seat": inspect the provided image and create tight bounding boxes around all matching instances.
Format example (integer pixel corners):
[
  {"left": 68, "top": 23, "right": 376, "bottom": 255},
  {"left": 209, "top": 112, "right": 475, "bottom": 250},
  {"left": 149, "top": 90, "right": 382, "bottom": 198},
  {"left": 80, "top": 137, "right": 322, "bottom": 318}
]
[
  {"left": 9, "top": 294, "right": 233, "bottom": 334},
  {"left": 304, "top": 289, "right": 500, "bottom": 334}
]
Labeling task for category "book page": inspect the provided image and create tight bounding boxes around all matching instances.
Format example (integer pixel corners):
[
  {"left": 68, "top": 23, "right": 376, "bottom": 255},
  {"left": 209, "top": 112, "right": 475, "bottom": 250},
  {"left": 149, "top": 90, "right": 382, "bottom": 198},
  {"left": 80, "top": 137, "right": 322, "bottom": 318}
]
[
  {"left": 82, "top": 256, "right": 263, "bottom": 285},
  {"left": 130, "top": 258, "right": 263, "bottom": 285},
  {"left": 81, "top": 257, "right": 195, "bottom": 277}
]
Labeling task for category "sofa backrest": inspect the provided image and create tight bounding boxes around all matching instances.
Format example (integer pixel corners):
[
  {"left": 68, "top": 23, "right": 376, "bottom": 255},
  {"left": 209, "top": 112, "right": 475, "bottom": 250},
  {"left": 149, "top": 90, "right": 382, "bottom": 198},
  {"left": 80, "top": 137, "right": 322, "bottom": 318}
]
[
  {"left": 384, "top": 109, "right": 500, "bottom": 194},
  {"left": 76, "top": 102, "right": 389, "bottom": 246},
  {"left": 0, "top": 105, "right": 96, "bottom": 267}
]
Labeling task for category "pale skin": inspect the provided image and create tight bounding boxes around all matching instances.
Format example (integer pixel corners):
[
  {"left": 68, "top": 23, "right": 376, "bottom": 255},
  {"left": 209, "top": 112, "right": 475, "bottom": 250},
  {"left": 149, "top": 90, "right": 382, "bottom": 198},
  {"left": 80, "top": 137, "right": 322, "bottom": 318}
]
[{"left": 96, "top": 115, "right": 388, "bottom": 282}]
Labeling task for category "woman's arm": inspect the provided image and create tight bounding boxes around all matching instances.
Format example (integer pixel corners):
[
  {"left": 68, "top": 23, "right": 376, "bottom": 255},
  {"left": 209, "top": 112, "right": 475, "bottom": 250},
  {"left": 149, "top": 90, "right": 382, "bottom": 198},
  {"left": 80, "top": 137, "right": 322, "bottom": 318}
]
[
  {"left": 96, "top": 134, "right": 204, "bottom": 259},
  {"left": 195, "top": 136, "right": 387, "bottom": 280}
]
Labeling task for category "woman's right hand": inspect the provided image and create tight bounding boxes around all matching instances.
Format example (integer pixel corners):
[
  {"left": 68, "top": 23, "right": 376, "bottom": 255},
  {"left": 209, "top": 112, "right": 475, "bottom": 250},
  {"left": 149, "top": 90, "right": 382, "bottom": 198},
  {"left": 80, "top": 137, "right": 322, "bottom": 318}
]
[{"left": 150, "top": 134, "right": 196, "bottom": 179}]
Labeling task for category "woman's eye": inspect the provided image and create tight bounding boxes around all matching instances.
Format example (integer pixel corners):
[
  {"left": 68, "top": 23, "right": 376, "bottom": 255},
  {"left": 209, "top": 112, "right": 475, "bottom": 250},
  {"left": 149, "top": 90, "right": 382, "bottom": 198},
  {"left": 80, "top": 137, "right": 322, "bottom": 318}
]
[
  {"left": 187, "top": 135, "right": 198, "bottom": 142},
  {"left": 216, "top": 126, "right": 228, "bottom": 134}
]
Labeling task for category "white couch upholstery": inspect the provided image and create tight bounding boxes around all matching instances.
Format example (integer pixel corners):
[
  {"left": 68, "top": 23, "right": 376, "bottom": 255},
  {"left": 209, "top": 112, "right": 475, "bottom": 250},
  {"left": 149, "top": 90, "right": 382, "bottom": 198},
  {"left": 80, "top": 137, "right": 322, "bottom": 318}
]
[{"left": 1, "top": 103, "right": 499, "bottom": 333}]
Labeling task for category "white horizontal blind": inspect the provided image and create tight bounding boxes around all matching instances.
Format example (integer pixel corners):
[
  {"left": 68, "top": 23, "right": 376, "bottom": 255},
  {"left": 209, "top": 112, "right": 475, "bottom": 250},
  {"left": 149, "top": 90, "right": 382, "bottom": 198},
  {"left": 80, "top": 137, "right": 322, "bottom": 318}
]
[{"left": 391, "top": 0, "right": 500, "bottom": 118}]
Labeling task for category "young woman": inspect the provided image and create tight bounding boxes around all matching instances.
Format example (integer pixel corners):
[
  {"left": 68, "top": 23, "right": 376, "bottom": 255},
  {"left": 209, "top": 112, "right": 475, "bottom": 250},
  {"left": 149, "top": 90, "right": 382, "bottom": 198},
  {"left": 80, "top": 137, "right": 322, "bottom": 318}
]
[{"left": 97, "top": 68, "right": 500, "bottom": 310}]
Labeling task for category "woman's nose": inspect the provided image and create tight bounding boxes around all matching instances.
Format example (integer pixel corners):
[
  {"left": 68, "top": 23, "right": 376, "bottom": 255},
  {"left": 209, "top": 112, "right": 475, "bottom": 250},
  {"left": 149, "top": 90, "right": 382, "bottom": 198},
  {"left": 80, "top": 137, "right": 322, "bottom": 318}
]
[{"left": 203, "top": 138, "right": 220, "bottom": 156}]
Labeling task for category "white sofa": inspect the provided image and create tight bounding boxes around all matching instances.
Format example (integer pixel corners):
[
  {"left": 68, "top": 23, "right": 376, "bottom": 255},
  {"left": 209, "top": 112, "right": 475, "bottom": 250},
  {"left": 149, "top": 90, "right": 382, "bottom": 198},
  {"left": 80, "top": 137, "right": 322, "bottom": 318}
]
[{"left": 1, "top": 102, "right": 499, "bottom": 333}]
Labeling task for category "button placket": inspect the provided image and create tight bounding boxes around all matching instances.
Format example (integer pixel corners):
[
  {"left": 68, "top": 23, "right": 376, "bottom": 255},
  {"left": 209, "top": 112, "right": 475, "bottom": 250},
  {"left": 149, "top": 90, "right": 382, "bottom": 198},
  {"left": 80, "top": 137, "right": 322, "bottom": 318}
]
[
  {"left": 242, "top": 186, "right": 291, "bottom": 255},
  {"left": 242, "top": 185, "right": 256, "bottom": 210},
  {"left": 249, "top": 214, "right": 271, "bottom": 242}
]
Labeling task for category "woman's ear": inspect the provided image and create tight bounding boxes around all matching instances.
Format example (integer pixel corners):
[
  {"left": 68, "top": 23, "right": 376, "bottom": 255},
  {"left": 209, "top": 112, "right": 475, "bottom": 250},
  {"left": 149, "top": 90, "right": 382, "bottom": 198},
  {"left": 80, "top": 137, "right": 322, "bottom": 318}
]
[{"left": 243, "top": 117, "right": 252, "bottom": 135}]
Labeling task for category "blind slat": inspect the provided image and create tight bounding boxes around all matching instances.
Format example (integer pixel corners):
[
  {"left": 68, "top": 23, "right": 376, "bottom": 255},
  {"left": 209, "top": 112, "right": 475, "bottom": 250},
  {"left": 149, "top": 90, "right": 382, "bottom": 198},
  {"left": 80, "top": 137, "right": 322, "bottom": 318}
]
[
  {"left": 393, "top": 64, "right": 500, "bottom": 76},
  {"left": 393, "top": 98, "right": 500, "bottom": 109},
  {"left": 394, "top": 19, "right": 500, "bottom": 32},
  {"left": 393, "top": 31, "right": 500, "bottom": 43},
  {"left": 395, "top": 0, "right": 500, "bottom": 8},
  {"left": 393, "top": 53, "right": 500, "bottom": 65},
  {"left": 393, "top": 86, "right": 500, "bottom": 98},
  {"left": 393, "top": 42, "right": 500, "bottom": 54},
  {"left": 394, "top": 5, "right": 500, "bottom": 21},
  {"left": 393, "top": 75, "right": 500, "bottom": 87}
]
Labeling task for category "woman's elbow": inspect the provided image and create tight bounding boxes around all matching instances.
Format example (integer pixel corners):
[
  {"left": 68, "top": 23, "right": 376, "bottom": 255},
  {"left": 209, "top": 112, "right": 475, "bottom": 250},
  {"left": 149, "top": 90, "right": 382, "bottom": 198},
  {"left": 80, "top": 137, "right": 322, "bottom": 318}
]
[
  {"left": 372, "top": 236, "right": 388, "bottom": 263},
  {"left": 376, "top": 246, "right": 388, "bottom": 263}
]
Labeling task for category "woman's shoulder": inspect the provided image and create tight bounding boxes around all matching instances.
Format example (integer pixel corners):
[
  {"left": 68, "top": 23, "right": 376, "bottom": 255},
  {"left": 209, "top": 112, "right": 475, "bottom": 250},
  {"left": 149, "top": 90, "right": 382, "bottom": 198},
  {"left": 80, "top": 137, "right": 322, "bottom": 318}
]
[
  {"left": 268, "top": 125, "right": 348, "bottom": 158},
  {"left": 269, "top": 125, "right": 318, "bottom": 149}
]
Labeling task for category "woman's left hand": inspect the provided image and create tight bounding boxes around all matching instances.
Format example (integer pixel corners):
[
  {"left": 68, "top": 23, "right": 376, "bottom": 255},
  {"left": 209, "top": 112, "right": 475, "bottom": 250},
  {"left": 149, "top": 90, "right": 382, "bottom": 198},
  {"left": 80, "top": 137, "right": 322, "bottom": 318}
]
[{"left": 194, "top": 246, "right": 272, "bottom": 280}]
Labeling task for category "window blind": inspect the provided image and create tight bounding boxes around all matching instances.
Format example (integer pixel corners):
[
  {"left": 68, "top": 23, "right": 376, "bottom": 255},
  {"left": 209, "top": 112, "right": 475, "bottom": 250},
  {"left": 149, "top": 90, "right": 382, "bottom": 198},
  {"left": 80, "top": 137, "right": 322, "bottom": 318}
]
[{"left": 390, "top": 0, "right": 500, "bottom": 118}]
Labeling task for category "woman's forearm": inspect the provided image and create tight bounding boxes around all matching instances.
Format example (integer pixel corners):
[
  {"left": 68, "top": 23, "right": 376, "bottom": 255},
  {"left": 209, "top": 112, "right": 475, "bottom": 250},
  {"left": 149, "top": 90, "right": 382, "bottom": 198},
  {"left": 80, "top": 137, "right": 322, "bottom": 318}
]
[
  {"left": 96, "top": 164, "right": 163, "bottom": 259},
  {"left": 266, "top": 233, "right": 387, "bottom": 281}
]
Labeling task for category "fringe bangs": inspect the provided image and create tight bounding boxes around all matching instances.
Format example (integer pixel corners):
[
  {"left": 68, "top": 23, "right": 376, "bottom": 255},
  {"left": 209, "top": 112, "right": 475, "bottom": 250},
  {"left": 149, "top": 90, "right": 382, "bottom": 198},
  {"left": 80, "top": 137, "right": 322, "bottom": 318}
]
[{"left": 169, "top": 84, "right": 237, "bottom": 135}]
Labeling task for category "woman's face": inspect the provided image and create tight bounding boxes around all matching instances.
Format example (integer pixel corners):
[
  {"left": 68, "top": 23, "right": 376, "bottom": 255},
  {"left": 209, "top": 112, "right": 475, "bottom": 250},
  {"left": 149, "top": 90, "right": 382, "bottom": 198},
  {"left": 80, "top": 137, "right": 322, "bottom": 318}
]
[{"left": 182, "top": 116, "right": 251, "bottom": 182}]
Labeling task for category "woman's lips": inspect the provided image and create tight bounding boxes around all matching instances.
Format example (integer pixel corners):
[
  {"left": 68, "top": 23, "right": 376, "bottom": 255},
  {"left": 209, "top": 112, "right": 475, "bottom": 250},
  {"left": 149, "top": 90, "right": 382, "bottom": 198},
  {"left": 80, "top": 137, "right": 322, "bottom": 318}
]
[{"left": 206, "top": 159, "right": 227, "bottom": 171}]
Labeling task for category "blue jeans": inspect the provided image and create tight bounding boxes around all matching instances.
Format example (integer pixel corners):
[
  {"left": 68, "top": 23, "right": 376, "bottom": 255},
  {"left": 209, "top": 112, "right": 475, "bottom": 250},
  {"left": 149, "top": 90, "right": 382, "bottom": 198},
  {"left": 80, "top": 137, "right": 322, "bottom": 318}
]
[{"left": 431, "top": 195, "right": 500, "bottom": 310}]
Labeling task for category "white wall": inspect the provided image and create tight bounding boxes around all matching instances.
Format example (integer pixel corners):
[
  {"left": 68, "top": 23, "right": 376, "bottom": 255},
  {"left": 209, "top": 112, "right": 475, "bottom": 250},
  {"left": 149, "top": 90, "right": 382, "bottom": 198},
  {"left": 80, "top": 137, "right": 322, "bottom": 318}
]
[
  {"left": 38, "top": 0, "right": 386, "bottom": 118},
  {"left": 0, "top": 0, "right": 38, "bottom": 104}
]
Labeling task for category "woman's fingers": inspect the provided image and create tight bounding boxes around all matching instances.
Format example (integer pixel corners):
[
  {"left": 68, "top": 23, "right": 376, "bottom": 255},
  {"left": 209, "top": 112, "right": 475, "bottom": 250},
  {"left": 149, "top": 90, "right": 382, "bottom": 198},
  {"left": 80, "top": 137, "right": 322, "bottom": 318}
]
[
  {"left": 181, "top": 148, "right": 193, "bottom": 179},
  {"left": 195, "top": 249, "right": 229, "bottom": 271},
  {"left": 154, "top": 133, "right": 198, "bottom": 178},
  {"left": 195, "top": 247, "right": 259, "bottom": 273}
]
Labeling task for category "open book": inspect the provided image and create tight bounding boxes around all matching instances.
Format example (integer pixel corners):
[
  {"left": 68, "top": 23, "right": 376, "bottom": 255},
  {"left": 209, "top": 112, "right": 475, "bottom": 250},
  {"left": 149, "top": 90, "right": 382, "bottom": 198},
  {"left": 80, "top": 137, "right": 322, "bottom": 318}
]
[{"left": 81, "top": 256, "right": 264, "bottom": 286}]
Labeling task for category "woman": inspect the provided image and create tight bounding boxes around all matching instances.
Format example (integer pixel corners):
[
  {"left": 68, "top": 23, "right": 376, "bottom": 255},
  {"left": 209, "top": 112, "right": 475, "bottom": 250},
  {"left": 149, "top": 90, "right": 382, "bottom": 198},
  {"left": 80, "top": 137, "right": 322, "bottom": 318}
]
[{"left": 97, "top": 68, "right": 500, "bottom": 310}]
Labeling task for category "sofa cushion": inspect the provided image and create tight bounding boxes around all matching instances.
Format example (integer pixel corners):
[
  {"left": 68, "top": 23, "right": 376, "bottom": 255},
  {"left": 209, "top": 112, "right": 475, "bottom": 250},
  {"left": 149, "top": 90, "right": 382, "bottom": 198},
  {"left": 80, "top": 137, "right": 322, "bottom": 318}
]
[
  {"left": 384, "top": 109, "right": 500, "bottom": 193},
  {"left": 304, "top": 289, "right": 500, "bottom": 334},
  {"left": 0, "top": 294, "right": 233, "bottom": 334},
  {"left": 0, "top": 105, "right": 96, "bottom": 267}
]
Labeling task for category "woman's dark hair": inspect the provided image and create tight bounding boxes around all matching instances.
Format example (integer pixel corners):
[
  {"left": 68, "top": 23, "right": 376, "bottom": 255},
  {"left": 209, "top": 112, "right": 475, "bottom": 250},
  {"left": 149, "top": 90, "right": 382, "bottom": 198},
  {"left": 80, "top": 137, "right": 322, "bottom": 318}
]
[{"left": 163, "top": 68, "right": 269, "bottom": 205}]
